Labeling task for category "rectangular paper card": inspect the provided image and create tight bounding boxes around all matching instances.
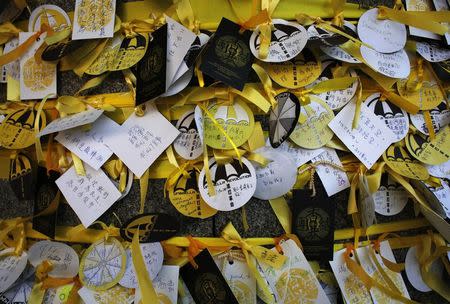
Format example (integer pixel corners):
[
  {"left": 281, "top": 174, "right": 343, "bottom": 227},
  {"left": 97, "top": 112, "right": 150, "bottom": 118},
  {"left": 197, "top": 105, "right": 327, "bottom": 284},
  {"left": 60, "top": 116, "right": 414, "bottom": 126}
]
[
  {"left": 200, "top": 17, "right": 253, "bottom": 91},
  {"left": 311, "top": 147, "right": 350, "bottom": 196},
  {"left": 19, "top": 32, "right": 57, "bottom": 100},
  {"left": 102, "top": 103, "right": 179, "bottom": 178},
  {"left": 165, "top": 16, "right": 196, "bottom": 89},
  {"left": 218, "top": 251, "right": 257, "bottom": 304},
  {"left": 56, "top": 165, "right": 121, "bottom": 227},
  {"left": 32, "top": 167, "right": 60, "bottom": 238},
  {"left": 72, "top": 0, "right": 116, "bottom": 40},
  {"left": 38, "top": 109, "right": 104, "bottom": 137},
  {"left": 55, "top": 115, "right": 116, "bottom": 170},
  {"left": 330, "top": 248, "right": 373, "bottom": 304},
  {"left": 356, "top": 242, "right": 410, "bottom": 304},
  {"left": 153, "top": 265, "right": 179, "bottom": 304},
  {"left": 405, "top": 0, "right": 440, "bottom": 40},
  {"left": 135, "top": 24, "right": 168, "bottom": 105},
  {"left": 329, "top": 101, "right": 396, "bottom": 169},
  {"left": 258, "top": 239, "right": 330, "bottom": 304},
  {"left": 180, "top": 249, "right": 239, "bottom": 304},
  {"left": 432, "top": 0, "right": 450, "bottom": 45},
  {"left": 3, "top": 38, "right": 19, "bottom": 85},
  {"left": 292, "top": 188, "right": 335, "bottom": 261}
]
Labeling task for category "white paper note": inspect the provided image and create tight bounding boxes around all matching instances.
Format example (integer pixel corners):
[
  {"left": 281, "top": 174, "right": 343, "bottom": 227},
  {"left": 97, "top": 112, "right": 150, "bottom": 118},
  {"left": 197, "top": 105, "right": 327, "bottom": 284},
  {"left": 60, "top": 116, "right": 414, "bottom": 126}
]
[
  {"left": 165, "top": 17, "right": 196, "bottom": 89},
  {"left": 39, "top": 109, "right": 104, "bottom": 137},
  {"left": 273, "top": 140, "right": 324, "bottom": 168},
  {"left": 56, "top": 165, "right": 121, "bottom": 227},
  {"left": 153, "top": 265, "right": 179, "bottom": 304},
  {"left": 55, "top": 115, "right": 116, "bottom": 170},
  {"left": 311, "top": 147, "right": 350, "bottom": 196},
  {"left": 1, "top": 38, "right": 19, "bottom": 83},
  {"left": 19, "top": 32, "right": 57, "bottom": 100},
  {"left": 102, "top": 103, "right": 179, "bottom": 178},
  {"left": 329, "top": 101, "right": 395, "bottom": 169},
  {"left": 72, "top": 0, "right": 116, "bottom": 40}
]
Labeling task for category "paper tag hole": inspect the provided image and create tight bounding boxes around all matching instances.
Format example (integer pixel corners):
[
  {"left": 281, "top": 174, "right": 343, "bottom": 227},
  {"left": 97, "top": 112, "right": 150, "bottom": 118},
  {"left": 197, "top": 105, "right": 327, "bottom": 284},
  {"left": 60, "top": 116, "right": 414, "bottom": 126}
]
[
  {"left": 349, "top": 253, "right": 353, "bottom": 257},
  {"left": 228, "top": 260, "right": 234, "bottom": 265}
]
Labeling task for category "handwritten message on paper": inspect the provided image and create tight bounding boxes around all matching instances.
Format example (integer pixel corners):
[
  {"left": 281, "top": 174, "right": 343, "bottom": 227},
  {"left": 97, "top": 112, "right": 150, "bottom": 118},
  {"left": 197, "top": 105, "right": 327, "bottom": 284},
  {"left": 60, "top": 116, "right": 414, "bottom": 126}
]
[
  {"left": 56, "top": 165, "right": 121, "bottom": 227},
  {"left": 39, "top": 109, "right": 104, "bottom": 137},
  {"left": 329, "top": 101, "right": 395, "bottom": 169},
  {"left": 55, "top": 115, "right": 116, "bottom": 170},
  {"left": 72, "top": 0, "right": 116, "bottom": 40},
  {"left": 311, "top": 147, "right": 350, "bottom": 196},
  {"left": 102, "top": 103, "right": 179, "bottom": 178}
]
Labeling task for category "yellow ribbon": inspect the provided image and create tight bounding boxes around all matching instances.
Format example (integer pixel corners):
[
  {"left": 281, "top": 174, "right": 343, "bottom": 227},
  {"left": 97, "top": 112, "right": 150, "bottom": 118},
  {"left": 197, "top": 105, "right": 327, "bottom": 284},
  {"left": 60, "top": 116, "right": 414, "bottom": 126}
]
[
  {"left": 221, "top": 222, "right": 285, "bottom": 303},
  {"left": 139, "top": 168, "right": 149, "bottom": 214},
  {"left": 378, "top": 6, "right": 450, "bottom": 35},
  {"left": 120, "top": 16, "right": 166, "bottom": 38},
  {"left": 132, "top": 228, "right": 158, "bottom": 304},
  {"left": 0, "top": 22, "right": 20, "bottom": 45}
]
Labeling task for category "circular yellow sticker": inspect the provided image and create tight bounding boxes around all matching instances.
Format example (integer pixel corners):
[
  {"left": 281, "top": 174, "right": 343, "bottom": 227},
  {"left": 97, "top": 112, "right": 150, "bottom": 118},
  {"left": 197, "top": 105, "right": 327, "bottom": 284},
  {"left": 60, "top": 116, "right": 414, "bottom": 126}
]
[
  {"left": 0, "top": 108, "right": 46, "bottom": 149},
  {"left": 79, "top": 238, "right": 126, "bottom": 291},
  {"left": 168, "top": 169, "right": 217, "bottom": 219},
  {"left": 289, "top": 95, "right": 334, "bottom": 149},
  {"left": 275, "top": 268, "right": 318, "bottom": 304},
  {"left": 383, "top": 144, "right": 429, "bottom": 180},
  {"left": 28, "top": 5, "right": 71, "bottom": 32},
  {"left": 397, "top": 65, "right": 444, "bottom": 110},
  {"left": 263, "top": 48, "right": 321, "bottom": 89},
  {"left": 203, "top": 98, "right": 255, "bottom": 150},
  {"left": 405, "top": 127, "right": 450, "bottom": 165}
]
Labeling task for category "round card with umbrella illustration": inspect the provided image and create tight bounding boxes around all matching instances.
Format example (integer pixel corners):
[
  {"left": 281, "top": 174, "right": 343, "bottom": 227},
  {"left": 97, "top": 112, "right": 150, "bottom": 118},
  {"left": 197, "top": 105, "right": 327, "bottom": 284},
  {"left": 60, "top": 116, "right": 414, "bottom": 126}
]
[
  {"left": 307, "top": 59, "right": 358, "bottom": 110},
  {"left": 198, "top": 157, "right": 257, "bottom": 211},
  {"left": 397, "top": 64, "right": 444, "bottom": 111},
  {"left": 79, "top": 238, "right": 126, "bottom": 291},
  {"left": 169, "top": 169, "right": 217, "bottom": 219},
  {"left": 289, "top": 95, "right": 335, "bottom": 149},
  {"left": 203, "top": 98, "right": 255, "bottom": 150},
  {"left": 0, "top": 108, "right": 46, "bottom": 149},
  {"left": 262, "top": 48, "right": 321, "bottom": 89},
  {"left": 383, "top": 144, "right": 429, "bottom": 180},
  {"left": 373, "top": 173, "right": 409, "bottom": 216},
  {"left": 250, "top": 19, "right": 308, "bottom": 62},
  {"left": 308, "top": 21, "right": 357, "bottom": 47},
  {"left": 173, "top": 108, "right": 203, "bottom": 160},
  {"left": 405, "top": 126, "right": 450, "bottom": 165},
  {"left": 364, "top": 92, "right": 409, "bottom": 141},
  {"left": 410, "top": 101, "right": 450, "bottom": 136},
  {"left": 269, "top": 91, "right": 300, "bottom": 148}
]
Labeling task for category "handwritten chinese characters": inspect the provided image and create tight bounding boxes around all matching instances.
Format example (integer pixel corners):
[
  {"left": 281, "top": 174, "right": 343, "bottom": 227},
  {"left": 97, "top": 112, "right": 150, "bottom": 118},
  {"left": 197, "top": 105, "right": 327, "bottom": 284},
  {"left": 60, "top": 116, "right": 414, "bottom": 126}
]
[
  {"left": 329, "top": 101, "right": 395, "bottom": 169},
  {"left": 56, "top": 165, "right": 121, "bottom": 227}
]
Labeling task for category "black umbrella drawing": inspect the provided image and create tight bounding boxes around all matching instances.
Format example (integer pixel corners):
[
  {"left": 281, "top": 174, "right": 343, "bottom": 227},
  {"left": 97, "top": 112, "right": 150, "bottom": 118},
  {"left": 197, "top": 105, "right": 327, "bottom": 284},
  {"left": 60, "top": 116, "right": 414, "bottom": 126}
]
[
  {"left": 406, "top": 133, "right": 428, "bottom": 156},
  {"left": 269, "top": 92, "right": 301, "bottom": 148},
  {"left": 430, "top": 101, "right": 449, "bottom": 115},
  {"left": 254, "top": 23, "right": 301, "bottom": 50},
  {"left": 308, "top": 23, "right": 357, "bottom": 46},
  {"left": 386, "top": 145, "right": 414, "bottom": 162},
  {"left": 9, "top": 153, "right": 34, "bottom": 201},
  {"left": 366, "top": 95, "right": 405, "bottom": 118},
  {"left": 174, "top": 169, "right": 199, "bottom": 192},
  {"left": 6, "top": 108, "right": 41, "bottom": 130},
  {"left": 293, "top": 48, "right": 317, "bottom": 65},
  {"left": 120, "top": 33, "right": 147, "bottom": 50},
  {"left": 177, "top": 111, "right": 198, "bottom": 133}
]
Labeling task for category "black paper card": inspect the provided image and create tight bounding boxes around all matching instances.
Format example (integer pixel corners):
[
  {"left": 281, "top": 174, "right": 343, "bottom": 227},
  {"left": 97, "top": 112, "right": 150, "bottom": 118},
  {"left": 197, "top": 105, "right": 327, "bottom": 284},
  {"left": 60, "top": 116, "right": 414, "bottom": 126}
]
[
  {"left": 120, "top": 213, "right": 179, "bottom": 242},
  {"left": 180, "top": 249, "right": 239, "bottom": 304},
  {"left": 32, "top": 167, "right": 60, "bottom": 238},
  {"left": 135, "top": 24, "right": 167, "bottom": 105},
  {"left": 292, "top": 186, "right": 336, "bottom": 261},
  {"left": 200, "top": 18, "right": 253, "bottom": 91}
]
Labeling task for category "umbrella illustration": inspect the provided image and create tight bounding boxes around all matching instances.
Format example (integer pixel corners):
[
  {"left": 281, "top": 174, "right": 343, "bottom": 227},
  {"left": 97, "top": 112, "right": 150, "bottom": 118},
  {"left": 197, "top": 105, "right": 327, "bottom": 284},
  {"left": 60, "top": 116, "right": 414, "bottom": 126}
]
[
  {"left": 308, "top": 22, "right": 357, "bottom": 46},
  {"left": 385, "top": 145, "right": 414, "bottom": 162},
  {"left": 174, "top": 169, "right": 199, "bottom": 192},
  {"left": 430, "top": 101, "right": 449, "bottom": 115},
  {"left": 269, "top": 92, "right": 300, "bottom": 148},
  {"left": 9, "top": 153, "right": 34, "bottom": 201},
  {"left": 406, "top": 133, "right": 428, "bottom": 156},
  {"left": 366, "top": 95, "right": 405, "bottom": 118},
  {"left": 120, "top": 33, "right": 147, "bottom": 50},
  {"left": 204, "top": 100, "right": 254, "bottom": 149},
  {"left": 80, "top": 238, "right": 126, "bottom": 291},
  {"left": 177, "top": 111, "right": 198, "bottom": 133},
  {"left": 0, "top": 108, "right": 46, "bottom": 149},
  {"left": 254, "top": 23, "right": 301, "bottom": 50},
  {"left": 211, "top": 158, "right": 251, "bottom": 185},
  {"left": 292, "top": 48, "right": 317, "bottom": 65}
]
